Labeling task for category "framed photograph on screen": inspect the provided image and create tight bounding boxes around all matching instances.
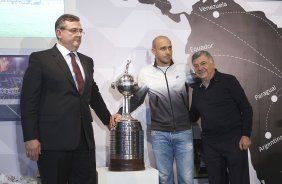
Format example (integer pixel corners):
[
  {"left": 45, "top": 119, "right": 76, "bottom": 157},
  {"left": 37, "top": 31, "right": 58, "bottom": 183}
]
[{"left": 0, "top": 55, "right": 28, "bottom": 121}]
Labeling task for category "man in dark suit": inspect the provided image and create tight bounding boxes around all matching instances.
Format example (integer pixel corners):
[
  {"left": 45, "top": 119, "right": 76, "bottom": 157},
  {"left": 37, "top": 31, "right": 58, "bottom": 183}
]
[{"left": 20, "top": 14, "right": 111, "bottom": 184}]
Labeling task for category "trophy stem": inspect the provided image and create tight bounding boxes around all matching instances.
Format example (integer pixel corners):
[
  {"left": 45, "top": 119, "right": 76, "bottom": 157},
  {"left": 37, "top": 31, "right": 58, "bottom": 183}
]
[{"left": 122, "top": 96, "right": 133, "bottom": 120}]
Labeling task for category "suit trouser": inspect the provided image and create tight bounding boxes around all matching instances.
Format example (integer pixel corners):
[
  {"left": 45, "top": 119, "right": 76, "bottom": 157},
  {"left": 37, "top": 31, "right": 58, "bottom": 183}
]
[
  {"left": 37, "top": 130, "right": 97, "bottom": 184},
  {"left": 202, "top": 135, "right": 250, "bottom": 184}
]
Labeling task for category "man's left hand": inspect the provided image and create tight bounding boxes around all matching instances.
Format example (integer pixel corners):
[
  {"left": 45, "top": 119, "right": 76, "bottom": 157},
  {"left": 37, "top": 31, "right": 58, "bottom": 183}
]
[{"left": 239, "top": 136, "right": 251, "bottom": 150}]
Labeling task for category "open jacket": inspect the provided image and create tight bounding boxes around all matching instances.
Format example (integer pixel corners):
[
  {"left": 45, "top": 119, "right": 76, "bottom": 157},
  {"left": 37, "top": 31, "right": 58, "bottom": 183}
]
[{"left": 120, "top": 61, "right": 195, "bottom": 132}]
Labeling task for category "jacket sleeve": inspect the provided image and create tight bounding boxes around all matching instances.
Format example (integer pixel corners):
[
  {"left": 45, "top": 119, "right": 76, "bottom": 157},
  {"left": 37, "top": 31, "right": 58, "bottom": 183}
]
[
  {"left": 90, "top": 80, "right": 111, "bottom": 125},
  {"left": 118, "top": 85, "right": 149, "bottom": 114},
  {"left": 189, "top": 89, "right": 200, "bottom": 123},
  {"left": 20, "top": 53, "right": 42, "bottom": 142},
  {"left": 88, "top": 58, "right": 111, "bottom": 125},
  {"left": 118, "top": 69, "right": 149, "bottom": 114},
  {"left": 228, "top": 76, "right": 253, "bottom": 137}
]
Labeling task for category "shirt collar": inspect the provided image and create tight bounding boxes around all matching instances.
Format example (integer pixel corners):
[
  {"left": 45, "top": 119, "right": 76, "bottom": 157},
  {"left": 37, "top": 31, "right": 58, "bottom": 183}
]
[
  {"left": 56, "top": 43, "right": 78, "bottom": 58},
  {"left": 199, "top": 69, "right": 219, "bottom": 89},
  {"left": 153, "top": 59, "right": 174, "bottom": 68}
]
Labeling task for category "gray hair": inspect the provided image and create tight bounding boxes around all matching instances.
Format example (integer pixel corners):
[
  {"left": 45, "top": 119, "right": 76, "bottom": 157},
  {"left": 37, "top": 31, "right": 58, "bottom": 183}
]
[{"left": 191, "top": 50, "right": 214, "bottom": 63}]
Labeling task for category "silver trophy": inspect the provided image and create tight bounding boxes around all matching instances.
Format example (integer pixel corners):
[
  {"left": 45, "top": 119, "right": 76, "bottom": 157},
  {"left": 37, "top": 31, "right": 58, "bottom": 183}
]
[{"left": 109, "top": 60, "right": 145, "bottom": 171}]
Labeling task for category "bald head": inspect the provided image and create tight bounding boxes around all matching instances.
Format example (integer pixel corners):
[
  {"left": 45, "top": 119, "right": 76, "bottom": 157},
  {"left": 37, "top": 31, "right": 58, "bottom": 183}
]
[
  {"left": 151, "top": 35, "right": 173, "bottom": 67},
  {"left": 152, "top": 35, "right": 171, "bottom": 49}
]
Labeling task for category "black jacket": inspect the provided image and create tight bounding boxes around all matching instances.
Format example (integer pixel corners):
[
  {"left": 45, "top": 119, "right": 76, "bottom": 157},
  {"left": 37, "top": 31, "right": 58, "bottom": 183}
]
[
  {"left": 21, "top": 45, "right": 111, "bottom": 150},
  {"left": 190, "top": 70, "right": 253, "bottom": 141}
]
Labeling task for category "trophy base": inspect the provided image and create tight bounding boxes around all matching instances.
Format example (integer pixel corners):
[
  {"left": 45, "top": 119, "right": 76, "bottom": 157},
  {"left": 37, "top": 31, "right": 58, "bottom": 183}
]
[
  {"left": 109, "top": 158, "right": 145, "bottom": 171},
  {"left": 109, "top": 119, "right": 144, "bottom": 171}
]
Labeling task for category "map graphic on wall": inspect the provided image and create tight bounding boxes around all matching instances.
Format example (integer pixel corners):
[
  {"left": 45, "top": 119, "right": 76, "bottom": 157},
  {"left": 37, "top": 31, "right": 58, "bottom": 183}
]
[
  {"left": 137, "top": 0, "right": 282, "bottom": 183},
  {"left": 0, "top": 55, "right": 28, "bottom": 121}
]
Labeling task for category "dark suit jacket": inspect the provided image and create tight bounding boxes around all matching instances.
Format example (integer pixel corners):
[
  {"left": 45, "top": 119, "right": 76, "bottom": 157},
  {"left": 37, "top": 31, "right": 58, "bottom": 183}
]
[{"left": 20, "top": 45, "right": 111, "bottom": 150}]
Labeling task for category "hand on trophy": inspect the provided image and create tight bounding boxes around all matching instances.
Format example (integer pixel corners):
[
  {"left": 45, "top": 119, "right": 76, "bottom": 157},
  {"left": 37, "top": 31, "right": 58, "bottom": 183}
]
[{"left": 109, "top": 113, "right": 122, "bottom": 129}]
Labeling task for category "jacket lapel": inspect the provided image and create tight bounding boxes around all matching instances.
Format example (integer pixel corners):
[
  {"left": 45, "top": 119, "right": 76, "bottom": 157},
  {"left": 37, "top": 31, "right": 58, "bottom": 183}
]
[{"left": 51, "top": 46, "right": 77, "bottom": 91}]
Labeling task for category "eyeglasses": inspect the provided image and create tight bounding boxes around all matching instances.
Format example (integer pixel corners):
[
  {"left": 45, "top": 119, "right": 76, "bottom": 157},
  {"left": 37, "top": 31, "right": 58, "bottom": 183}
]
[{"left": 60, "top": 28, "right": 85, "bottom": 35}]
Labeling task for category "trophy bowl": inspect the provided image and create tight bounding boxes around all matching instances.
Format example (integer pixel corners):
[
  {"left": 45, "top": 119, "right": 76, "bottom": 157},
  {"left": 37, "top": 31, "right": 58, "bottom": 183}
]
[{"left": 115, "top": 73, "right": 139, "bottom": 97}]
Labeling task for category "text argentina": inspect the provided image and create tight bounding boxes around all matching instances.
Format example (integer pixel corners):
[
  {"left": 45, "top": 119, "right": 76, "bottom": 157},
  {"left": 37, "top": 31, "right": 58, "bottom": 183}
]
[{"left": 259, "top": 135, "right": 282, "bottom": 152}]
